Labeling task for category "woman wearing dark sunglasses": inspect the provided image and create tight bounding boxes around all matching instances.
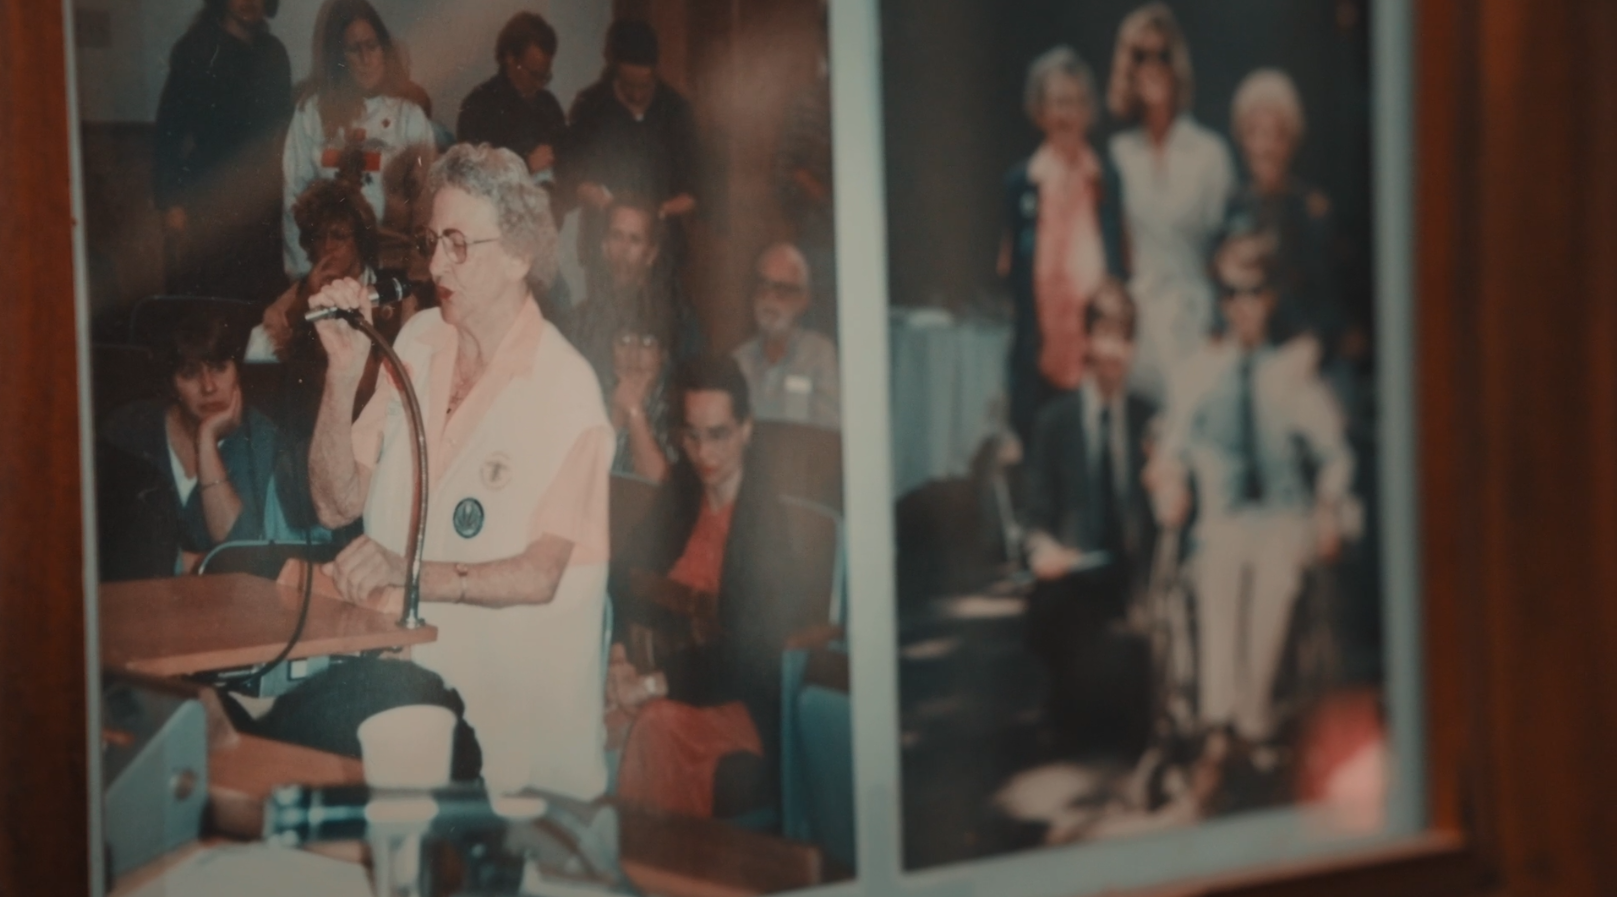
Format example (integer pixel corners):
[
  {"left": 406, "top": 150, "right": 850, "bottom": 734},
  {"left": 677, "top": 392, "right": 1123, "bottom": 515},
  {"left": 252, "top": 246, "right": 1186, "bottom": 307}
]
[{"left": 1105, "top": 2, "right": 1237, "bottom": 405}]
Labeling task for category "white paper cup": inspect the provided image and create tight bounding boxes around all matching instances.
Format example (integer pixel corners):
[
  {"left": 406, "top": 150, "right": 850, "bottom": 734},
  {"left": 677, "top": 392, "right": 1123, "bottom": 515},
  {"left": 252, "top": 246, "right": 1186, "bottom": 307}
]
[{"left": 356, "top": 705, "right": 456, "bottom": 789}]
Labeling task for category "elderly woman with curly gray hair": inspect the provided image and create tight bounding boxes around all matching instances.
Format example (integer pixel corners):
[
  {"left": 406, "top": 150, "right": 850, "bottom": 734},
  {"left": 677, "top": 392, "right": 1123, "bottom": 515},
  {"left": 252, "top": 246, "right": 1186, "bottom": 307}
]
[{"left": 306, "top": 142, "right": 615, "bottom": 800}]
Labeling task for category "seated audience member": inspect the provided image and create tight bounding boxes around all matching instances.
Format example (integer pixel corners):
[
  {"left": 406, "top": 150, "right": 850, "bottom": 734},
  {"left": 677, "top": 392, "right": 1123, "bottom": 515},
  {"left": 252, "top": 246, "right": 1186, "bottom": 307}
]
[
  {"left": 557, "top": 197, "right": 664, "bottom": 381},
  {"left": 249, "top": 178, "right": 380, "bottom": 363},
  {"left": 732, "top": 243, "right": 840, "bottom": 430},
  {"left": 1024, "top": 279, "right": 1157, "bottom": 589},
  {"left": 102, "top": 310, "right": 286, "bottom": 573},
  {"left": 1150, "top": 235, "right": 1353, "bottom": 752},
  {"left": 1224, "top": 68, "right": 1344, "bottom": 354},
  {"left": 606, "top": 291, "right": 677, "bottom": 482},
  {"left": 608, "top": 357, "right": 819, "bottom": 818},
  {"left": 458, "top": 12, "right": 567, "bottom": 181},
  {"left": 306, "top": 143, "right": 612, "bottom": 800},
  {"left": 1021, "top": 280, "right": 1157, "bottom": 757}
]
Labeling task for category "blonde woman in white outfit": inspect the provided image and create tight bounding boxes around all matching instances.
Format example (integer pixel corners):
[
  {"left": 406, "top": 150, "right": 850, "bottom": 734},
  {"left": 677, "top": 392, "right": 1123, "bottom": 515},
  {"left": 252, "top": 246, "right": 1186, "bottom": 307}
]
[
  {"left": 282, "top": 0, "right": 435, "bottom": 278},
  {"left": 1106, "top": 2, "right": 1236, "bottom": 403},
  {"left": 308, "top": 143, "right": 614, "bottom": 799}
]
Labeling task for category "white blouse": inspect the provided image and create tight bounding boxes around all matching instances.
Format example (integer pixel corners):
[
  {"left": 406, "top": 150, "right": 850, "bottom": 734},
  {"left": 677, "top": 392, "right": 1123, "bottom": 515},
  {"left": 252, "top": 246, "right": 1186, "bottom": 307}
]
[
  {"left": 281, "top": 94, "right": 435, "bottom": 277},
  {"left": 1109, "top": 115, "right": 1236, "bottom": 400}
]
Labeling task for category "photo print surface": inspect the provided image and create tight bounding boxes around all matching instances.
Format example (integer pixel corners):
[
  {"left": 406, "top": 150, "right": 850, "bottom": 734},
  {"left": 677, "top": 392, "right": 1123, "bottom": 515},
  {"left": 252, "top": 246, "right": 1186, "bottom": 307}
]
[
  {"left": 881, "top": 0, "right": 1397, "bottom": 872},
  {"left": 76, "top": 0, "right": 854, "bottom": 891}
]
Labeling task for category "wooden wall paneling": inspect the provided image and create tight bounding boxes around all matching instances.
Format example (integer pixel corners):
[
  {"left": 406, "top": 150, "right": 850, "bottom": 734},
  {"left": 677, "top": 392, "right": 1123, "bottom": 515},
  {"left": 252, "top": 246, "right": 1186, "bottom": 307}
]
[
  {"left": 0, "top": 1, "right": 90, "bottom": 894},
  {"left": 1469, "top": 2, "right": 1617, "bottom": 894}
]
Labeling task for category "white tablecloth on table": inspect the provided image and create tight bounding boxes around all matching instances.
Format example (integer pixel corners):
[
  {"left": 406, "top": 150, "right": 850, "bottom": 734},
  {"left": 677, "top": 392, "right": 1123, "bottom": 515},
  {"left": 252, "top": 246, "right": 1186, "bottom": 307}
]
[{"left": 888, "top": 308, "right": 1011, "bottom": 498}]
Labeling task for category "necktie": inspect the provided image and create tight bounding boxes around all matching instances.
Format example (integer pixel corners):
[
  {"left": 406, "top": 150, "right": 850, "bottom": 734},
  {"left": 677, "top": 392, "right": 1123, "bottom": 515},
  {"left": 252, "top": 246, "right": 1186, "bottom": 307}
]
[
  {"left": 1239, "top": 354, "right": 1265, "bottom": 503},
  {"left": 1097, "top": 403, "right": 1123, "bottom": 553}
]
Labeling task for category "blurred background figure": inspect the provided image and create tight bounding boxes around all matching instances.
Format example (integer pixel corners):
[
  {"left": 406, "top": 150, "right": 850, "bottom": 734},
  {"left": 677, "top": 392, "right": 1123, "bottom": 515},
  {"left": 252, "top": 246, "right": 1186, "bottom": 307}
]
[
  {"left": 606, "top": 289, "right": 678, "bottom": 482},
  {"left": 1021, "top": 281, "right": 1157, "bottom": 759},
  {"left": 152, "top": 0, "right": 292, "bottom": 303},
  {"left": 457, "top": 12, "right": 567, "bottom": 183},
  {"left": 1150, "top": 232, "right": 1353, "bottom": 754},
  {"left": 281, "top": 0, "right": 435, "bottom": 278},
  {"left": 559, "top": 19, "right": 699, "bottom": 298},
  {"left": 732, "top": 243, "right": 840, "bottom": 430},
  {"left": 1106, "top": 2, "right": 1236, "bottom": 404},
  {"left": 773, "top": 0, "right": 836, "bottom": 338},
  {"left": 999, "top": 45, "right": 1126, "bottom": 446},
  {"left": 1225, "top": 68, "right": 1343, "bottom": 358}
]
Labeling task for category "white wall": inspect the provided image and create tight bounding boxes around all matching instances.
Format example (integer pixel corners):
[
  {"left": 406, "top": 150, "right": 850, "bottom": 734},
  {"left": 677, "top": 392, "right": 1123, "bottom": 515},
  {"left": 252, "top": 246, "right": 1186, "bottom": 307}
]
[{"left": 76, "top": 0, "right": 613, "bottom": 128}]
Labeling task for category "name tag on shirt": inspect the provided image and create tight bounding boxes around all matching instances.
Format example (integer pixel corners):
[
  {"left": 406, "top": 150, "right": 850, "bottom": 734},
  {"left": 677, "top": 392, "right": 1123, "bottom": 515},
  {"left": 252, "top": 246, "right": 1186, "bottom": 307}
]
[{"left": 785, "top": 374, "right": 813, "bottom": 395}]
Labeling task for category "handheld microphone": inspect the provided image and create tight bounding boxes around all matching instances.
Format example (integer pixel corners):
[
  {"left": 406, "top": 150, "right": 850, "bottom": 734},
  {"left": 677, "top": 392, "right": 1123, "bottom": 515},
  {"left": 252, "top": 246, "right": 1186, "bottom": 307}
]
[{"left": 304, "top": 268, "right": 415, "bottom": 323}]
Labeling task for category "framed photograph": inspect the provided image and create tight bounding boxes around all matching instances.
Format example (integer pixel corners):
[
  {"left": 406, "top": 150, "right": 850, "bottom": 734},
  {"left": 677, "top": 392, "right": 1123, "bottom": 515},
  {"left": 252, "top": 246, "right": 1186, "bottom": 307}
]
[
  {"left": 70, "top": 0, "right": 854, "bottom": 893},
  {"left": 865, "top": 0, "right": 1425, "bottom": 889},
  {"left": 13, "top": 1, "right": 1617, "bottom": 896}
]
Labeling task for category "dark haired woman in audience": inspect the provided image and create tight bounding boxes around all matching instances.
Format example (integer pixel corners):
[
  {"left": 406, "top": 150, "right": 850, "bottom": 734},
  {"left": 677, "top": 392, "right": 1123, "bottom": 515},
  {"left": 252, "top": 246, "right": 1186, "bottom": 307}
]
[
  {"left": 250, "top": 178, "right": 381, "bottom": 363},
  {"left": 607, "top": 356, "right": 818, "bottom": 819},
  {"left": 282, "top": 0, "right": 434, "bottom": 279},
  {"left": 607, "top": 290, "right": 677, "bottom": 482},
  {"left": 103, "top": 312, "right": 284, "bottom": 573}
]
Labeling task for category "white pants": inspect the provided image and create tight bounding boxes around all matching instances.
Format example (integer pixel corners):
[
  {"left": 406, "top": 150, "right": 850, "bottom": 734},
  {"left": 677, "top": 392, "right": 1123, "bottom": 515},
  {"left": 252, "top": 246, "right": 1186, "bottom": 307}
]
[{"left": 1193, "top": 513, "right": 1315, "bottom": 741}]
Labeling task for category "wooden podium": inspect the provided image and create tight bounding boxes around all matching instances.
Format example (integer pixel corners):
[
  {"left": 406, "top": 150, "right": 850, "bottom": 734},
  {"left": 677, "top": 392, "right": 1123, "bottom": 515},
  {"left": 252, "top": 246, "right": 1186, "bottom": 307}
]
[{"left": 100, "top": 573, "right": 437, "bottom": 677}]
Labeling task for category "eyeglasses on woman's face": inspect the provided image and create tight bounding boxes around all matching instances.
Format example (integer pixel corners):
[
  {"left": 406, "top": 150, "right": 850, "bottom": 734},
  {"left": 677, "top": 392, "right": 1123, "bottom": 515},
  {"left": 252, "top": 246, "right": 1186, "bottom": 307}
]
[
  {"left": 615, "top": 332, "right": 661, "bottom": 349},
  {"left": 414, "top": 228, "right": 501, "bottom": 265}
]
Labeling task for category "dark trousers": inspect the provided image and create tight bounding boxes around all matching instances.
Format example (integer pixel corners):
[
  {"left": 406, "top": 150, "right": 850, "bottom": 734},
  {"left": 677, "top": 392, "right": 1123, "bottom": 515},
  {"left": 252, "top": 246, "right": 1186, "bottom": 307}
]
[{"left": 1025, "top": 564, "right": 1152, "bottom": 760}]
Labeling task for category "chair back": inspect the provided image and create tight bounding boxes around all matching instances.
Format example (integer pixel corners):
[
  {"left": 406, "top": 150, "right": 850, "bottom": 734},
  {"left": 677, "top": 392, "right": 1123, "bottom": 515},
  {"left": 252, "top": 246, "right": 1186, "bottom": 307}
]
[
  {"left": 780, "top": 645, "right": 854, "bottom": 871},
  {"left": 778, "top": 495, "right": 846, "bottom": 628},
  {"left": 90, "top": 344, "right": 157, "bottom": 424},
  {"left": 750, "top": 421, "right": 843, "bottom": 512},
  {"left": 609, "top": 472, "right": 661, "bottom": 563}
]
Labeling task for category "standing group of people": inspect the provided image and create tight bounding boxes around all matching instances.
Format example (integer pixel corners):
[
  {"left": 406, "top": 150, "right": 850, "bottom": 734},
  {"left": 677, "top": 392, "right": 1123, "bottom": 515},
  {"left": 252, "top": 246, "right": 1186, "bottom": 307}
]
[
  {"left": 1007, "top": 2, "right": 1362, "bottom": 803},
  {"left": 98, "top": 0, "right": 846, "bottom": 826}
]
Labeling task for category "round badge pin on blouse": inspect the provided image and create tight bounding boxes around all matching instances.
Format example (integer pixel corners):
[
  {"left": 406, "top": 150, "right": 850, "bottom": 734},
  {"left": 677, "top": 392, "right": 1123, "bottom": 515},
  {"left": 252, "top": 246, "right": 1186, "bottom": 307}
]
[{"left": 452, "top": 497, "right": 485, "bottom": 539}]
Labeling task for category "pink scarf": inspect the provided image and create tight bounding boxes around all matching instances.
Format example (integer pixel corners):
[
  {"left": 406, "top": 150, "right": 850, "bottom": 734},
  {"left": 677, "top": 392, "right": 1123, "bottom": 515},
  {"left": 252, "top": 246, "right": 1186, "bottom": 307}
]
[{"left": 1030, "top": 142, "right": 1106, "bottom": 390}]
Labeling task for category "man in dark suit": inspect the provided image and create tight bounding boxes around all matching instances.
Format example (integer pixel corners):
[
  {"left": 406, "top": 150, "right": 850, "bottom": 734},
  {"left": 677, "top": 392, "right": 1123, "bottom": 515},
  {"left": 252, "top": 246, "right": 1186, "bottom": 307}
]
[{"left": 1022, "top": 280, "right": 1158, "bottom": 758}]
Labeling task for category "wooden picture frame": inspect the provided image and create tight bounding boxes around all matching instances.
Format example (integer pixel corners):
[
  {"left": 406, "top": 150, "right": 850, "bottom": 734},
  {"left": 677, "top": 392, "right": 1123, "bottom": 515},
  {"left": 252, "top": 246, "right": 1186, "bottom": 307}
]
[{"left": 4, "top": 0, "right": 1617, "bottom": 894}]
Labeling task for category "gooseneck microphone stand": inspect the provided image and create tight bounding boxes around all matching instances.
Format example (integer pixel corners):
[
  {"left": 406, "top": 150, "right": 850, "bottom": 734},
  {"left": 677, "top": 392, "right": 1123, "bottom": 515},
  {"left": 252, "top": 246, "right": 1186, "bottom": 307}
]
[{"left": 332, "top": 309, "right": 429, "bottom": 629}]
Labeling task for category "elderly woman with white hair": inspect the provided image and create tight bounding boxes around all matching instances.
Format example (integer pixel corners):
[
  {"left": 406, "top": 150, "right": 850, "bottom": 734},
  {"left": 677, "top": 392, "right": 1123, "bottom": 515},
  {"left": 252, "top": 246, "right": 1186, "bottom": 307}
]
[
  {"left": 999, "top": 45, "right": 1127, "bottom": 445},
  {"left": 1224, "top": 68, "right": 1344, "bottom": 353},
  {"left": 307, "top": 142, "right": 614, "bottom": 800},
  {"left": 1106, "top": 2, "right": 1236, "bottom": 403}
]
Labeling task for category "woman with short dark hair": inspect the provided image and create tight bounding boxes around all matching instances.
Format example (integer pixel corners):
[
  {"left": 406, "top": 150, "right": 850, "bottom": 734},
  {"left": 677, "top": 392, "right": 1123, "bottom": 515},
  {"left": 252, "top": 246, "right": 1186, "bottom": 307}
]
[{"left": 102, "top": 310, "right": 285, "bottom": 572}]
